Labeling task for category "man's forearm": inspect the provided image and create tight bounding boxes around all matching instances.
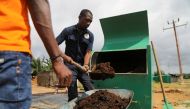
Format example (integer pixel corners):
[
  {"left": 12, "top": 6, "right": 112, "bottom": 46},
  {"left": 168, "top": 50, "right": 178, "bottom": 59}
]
[
  {"left": 61, "top": 53, "right": 70, "bottom": 60},
  {"left": 84, "top": 50, "right": 92, "bottom": 65},
  {"left": 27, "top": 0, "right": 60, "bottom": 58}
]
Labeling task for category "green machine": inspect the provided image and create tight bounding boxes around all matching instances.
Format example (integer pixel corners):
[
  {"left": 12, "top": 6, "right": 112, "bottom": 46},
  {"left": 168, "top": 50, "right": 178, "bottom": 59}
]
[{"left": 91, "top": 11, "right": 152, "bottom": 109}]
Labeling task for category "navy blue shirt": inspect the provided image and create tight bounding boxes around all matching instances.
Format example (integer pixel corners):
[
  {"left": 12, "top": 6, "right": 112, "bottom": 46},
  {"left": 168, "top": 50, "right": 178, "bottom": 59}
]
[{"left": 56, "top": 25, "right": 94, "bottom": 65}]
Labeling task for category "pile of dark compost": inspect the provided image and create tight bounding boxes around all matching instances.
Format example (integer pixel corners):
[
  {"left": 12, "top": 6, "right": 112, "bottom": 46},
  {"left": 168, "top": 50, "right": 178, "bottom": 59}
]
[{"left": 74, "top": 90, "right": 131, "bottom": 109}]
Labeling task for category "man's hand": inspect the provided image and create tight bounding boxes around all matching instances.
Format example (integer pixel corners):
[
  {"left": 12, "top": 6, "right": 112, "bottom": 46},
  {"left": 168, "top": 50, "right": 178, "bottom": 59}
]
[
  {"left": 64, "top": 56, "right": 73, "bottom": 64},
  {"left": 83, "top": 64, "right": 89, "bottom": 72},
  {"left": 52, "top": 57, "right": 72, "bottom": 87},
  {"left": 61, "top": 53, "right": 73, "bottom": 64}
]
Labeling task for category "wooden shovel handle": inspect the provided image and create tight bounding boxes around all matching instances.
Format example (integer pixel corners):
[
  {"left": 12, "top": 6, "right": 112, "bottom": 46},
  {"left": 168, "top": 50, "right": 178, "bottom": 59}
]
[
  {"left": 71, "top": 61, "right": 86, "bottom": 72},
  {"left": 151, "top": 41, "right": 167, "bottom": 102}
]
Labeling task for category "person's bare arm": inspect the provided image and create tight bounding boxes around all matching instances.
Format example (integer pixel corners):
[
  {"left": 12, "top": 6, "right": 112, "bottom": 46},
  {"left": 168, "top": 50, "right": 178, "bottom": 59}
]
[
  {"left": 61, "top": 53, "right": 74, "bottom": 64},
  {"left": 27, "top": 0, "right": 72, "bottom": 86},
  {"left": 83, "top": 50, "right": 92, "bottom": 71},
  {"left": 27, "top": 0, "right": 58, "bottom": 57}
]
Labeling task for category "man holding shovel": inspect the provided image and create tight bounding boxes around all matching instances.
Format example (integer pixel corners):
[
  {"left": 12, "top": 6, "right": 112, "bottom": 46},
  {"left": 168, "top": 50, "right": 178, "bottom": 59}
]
[
  {"left": 56, "top": 9, "right": 94, "bottom": 101},
  {"left": 0, "top": 0, "right": 72, "bottom": 109}
]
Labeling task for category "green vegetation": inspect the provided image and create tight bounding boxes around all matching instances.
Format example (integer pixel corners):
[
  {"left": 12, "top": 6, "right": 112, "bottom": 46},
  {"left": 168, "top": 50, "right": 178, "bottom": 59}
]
[
  {"left": 31, "top": 57, "right": 52, "bottom": 76},
  {"left": 184, "top": 74, "right": 190, "bottom": 79},
  {"left": 154, "top": 70, "right": 166, "bottom": 76}
]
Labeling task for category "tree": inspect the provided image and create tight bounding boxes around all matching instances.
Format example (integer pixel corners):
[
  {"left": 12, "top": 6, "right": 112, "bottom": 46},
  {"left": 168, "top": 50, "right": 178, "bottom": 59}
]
[{"left": 31, "top": 57, "right": 52, "bottom": 76}]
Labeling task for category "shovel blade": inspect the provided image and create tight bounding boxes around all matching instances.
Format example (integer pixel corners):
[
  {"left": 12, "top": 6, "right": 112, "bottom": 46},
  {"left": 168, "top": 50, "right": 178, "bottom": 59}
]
[{"left": 163, "top": 102, "right": 173, "bottom": 109}]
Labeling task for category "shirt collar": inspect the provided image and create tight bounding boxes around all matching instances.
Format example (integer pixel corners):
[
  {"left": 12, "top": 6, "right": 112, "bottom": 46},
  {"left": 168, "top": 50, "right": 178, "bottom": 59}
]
[{"left": 74, "top": 24, "right": 88, "bottom": 33}]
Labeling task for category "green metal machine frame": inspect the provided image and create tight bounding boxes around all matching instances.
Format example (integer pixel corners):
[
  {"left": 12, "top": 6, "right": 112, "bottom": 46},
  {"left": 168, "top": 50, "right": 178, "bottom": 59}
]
[{"left": 91, "top": 11, "right": 152, "bottom": 109}]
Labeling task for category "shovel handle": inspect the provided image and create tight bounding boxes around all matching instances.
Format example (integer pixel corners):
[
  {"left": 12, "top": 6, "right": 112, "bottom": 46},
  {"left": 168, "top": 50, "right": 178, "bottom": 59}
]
[
  {"left": 71, "top": 61, "right": 86, "bottom": 72},
  {"left": 151, "top": 41, "right": 167, "bottom": 102}
]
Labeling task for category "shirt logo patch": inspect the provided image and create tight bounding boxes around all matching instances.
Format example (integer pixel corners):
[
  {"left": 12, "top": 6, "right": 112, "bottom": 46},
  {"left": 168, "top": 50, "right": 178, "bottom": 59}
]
[
  {"left": 84, "top": 33, "right": 89, "bottom": 39},
  {"left": 0, "top": 58, "right": 5, "bottom": 64}
]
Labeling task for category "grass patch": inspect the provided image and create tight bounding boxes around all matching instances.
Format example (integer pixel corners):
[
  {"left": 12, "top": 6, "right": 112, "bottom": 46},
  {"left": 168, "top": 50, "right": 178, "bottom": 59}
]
[{"left": 184, "top": 101, "right": 190, "bottom": 107}]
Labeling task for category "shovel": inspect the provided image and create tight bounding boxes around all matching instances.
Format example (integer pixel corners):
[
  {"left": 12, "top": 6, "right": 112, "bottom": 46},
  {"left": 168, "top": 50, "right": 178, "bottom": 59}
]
[
  {"left": 151, "top": 41, "right": 173, "bottom": 109},
  {"left": 71, "top": 61, "right": 91, "bottom": 73},
  {"left": 71, "top": 61, "right": 114, "bottom": 80},
  {"left": 61, "top": 89, "right": 134, "bottom": 109}
]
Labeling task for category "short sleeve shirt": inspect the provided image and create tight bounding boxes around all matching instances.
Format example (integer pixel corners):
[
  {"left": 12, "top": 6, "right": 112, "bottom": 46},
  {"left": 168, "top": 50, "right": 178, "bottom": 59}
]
[
  {"left": 0, "top": 0, "right": 31, "bottom": 54},
  {"left": 56, "top": 25, "right": 94, "bottom": 64}
]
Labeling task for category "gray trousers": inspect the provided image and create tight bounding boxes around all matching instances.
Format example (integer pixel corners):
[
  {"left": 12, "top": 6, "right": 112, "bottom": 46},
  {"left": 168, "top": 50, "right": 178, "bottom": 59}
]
[{"left": 67, "top": 64, "right": 94, "bottom": 101}]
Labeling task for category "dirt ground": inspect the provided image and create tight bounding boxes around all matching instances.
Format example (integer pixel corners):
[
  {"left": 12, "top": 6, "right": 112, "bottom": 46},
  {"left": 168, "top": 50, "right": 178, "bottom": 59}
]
[
  {"left": 153, "top": 79, "right": 190, "bottom": 109},
  {"left": 32, "top": 78, "right": 81, "bottom": 94},
  {"left": 32, "top": 78, "right": 190, "bottom": 109},
  {"left": 32, "top": 78, "right": 56, "bottom": 94}
]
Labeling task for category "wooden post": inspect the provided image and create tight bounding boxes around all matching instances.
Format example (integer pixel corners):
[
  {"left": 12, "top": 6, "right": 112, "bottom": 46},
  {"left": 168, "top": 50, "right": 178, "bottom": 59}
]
[
  {"left": 163, "top": 19, "right": 187, "bottom": 83},
  {"left": 172, "top": 20, "right": 183, "bottom": 83}
]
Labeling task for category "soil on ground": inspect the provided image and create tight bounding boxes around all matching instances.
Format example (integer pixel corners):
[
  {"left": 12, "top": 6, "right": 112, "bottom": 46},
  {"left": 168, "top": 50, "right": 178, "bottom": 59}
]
[
  {"left": 90, "top": 62, "right": 115, "bottom": 80},
  {"left": 74, "top": 90, "right": 131, "bottom": 109},
  {"left": 153, "top": 79, "right": 190, "bottom": 109}
]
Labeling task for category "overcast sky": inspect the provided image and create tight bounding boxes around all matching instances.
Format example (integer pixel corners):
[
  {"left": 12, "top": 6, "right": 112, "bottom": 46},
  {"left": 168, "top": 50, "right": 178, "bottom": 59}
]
[{"left": 30, "top": 0, "right": 190, "bottom": 73}]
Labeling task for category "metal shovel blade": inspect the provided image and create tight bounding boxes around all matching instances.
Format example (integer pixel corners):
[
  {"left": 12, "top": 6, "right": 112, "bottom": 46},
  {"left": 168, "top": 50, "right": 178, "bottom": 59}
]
[{"left": 163, "top": 101, "right": 174, "bottom": 109}]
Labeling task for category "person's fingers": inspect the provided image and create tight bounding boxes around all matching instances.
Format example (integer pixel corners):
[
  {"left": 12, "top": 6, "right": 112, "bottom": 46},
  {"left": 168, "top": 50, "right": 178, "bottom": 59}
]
[
  {"left": 68, "top": 74, "right": 72, "bottom": 86},
  {"left": 59, "top": 78, "right": 64, "bottom": 86},
  {"left": 67, "top": 68, "right": 72, "bottom": 86},
  {"left": 58, "top": 73, "right": 68, "bottom": 87},
  {"left": 82, "top": 66, "right": 87, "bottom": 72},
  {"left": 60, "top": 77, "right": 67, "bottom": 87},
  {"left": 82, "top": 65, "right": 89, "bottom": 72},
  {"left": 64, "top": 75, "right": 69, "bottom": 87},
  {"left": 70, "top": 59, "right": 74, "bottom": 64},
  {"left": 67, "top": 57, "right": 73, "bottom": 64},
  {"left": 84, "top": 66, "right": 87, "bottom": 70},
  {"left": 84, "top": 65, "right": 89, "bottom": 70},
  {"left": 65, "top": 70, "right": 72, "bottom": 87},
  {"left": 65, "top": 78, "right": 70, "bottom": 87},
  {"left": 62, "top": 75, "right": 68, "bottom": 87}
]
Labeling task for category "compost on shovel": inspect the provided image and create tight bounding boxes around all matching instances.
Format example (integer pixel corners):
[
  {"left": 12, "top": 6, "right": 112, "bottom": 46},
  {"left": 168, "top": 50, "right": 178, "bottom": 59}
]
[{"left": 90, "top": 62, "right": 115, "bottom": 80}]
